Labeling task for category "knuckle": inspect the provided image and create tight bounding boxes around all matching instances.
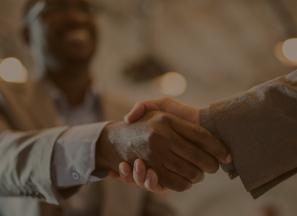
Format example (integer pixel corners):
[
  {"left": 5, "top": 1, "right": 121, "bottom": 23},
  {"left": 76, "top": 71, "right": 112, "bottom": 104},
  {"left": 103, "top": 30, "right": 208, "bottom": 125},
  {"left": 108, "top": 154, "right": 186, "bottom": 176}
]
[
  {"left": 196, "top": 128, "right": 211, "bottom": 143},
  {"left": 172, "top": 161, "right": 185, "bottom": 175},
  {"left": 147, "top": 131, "right": 159, "bottom": 145},
  {"left": 162, "top": 97, "right": 172, "bottom": 104},
  {"left": 153, "top": 112, "right": 169, "bottom": 123},
  {"left": 173, "top": 137, "right": 185, "bottom": 149},
  {"left": 191, "top": 150, "right": 205, "bottom": 165},
  {"left": 193, "top": 124, "right": 203, "bottom": 133}
]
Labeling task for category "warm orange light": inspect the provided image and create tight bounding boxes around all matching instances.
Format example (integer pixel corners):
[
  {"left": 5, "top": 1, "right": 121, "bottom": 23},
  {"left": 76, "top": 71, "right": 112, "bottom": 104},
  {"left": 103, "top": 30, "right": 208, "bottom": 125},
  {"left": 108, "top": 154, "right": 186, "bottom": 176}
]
[
  {"left": 0, "top": 58, "right": 28, "bottom": 83},
  {"left": 156, "top": 72, "right": 187, "bottom": 96},
  {"left": 274, "top": 41, "right": 297, "bottom": 66},
  {"left": 282, "top": 38, "right": 297, "bottom": 62}
]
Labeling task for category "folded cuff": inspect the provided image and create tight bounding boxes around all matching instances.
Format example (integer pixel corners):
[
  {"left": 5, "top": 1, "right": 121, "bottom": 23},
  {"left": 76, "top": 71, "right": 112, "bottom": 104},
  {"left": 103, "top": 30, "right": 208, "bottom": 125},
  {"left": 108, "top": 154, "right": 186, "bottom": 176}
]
[
  {"left": 51, "top": 122, "right": 111, "bottom": 189},
  {"left": 200, "top": 107, "right": 238, "bottom": 180}
]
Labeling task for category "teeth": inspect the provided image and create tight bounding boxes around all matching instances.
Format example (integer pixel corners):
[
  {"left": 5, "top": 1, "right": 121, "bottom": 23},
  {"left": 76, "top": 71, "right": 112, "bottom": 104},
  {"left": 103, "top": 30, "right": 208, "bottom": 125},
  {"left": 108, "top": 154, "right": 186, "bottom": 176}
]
[{"left": 65, "top": 29, "right": 90, "bottom": 42}]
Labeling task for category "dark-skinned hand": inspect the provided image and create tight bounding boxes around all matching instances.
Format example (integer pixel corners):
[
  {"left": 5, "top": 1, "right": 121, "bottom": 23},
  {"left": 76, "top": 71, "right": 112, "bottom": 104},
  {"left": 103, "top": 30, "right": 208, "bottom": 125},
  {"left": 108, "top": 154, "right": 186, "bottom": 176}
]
[{"left": 98, "top": 110, "right": 230, "bottom": 192}]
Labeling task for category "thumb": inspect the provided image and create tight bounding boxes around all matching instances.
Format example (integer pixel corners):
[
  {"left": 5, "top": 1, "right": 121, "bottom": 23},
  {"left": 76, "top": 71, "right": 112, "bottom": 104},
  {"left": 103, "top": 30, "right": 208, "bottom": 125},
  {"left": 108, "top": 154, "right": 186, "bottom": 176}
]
[
  {"left": 124, "top": 100, "right": 160, "bottom": 123},
  {"left": 108, "top": 170, "right": 121, "bottom": 180},
  {"left": 124, "top": 97, "right": 201, "bottom": 125},
  {"left": 124, "top": 102, "right": 146, "bottom": 123}
]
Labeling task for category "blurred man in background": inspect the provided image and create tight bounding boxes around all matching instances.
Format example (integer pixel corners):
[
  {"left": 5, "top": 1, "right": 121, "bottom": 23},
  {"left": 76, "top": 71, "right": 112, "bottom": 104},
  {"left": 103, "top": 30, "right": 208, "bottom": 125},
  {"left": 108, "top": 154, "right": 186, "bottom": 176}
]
[{"left": 0, "top": 0, "right": 178, "bottom": 215}]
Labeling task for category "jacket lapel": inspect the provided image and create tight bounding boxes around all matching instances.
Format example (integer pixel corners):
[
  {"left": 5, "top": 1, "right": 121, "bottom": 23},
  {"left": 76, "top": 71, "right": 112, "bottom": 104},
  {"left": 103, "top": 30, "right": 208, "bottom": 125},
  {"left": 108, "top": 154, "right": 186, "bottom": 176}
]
[{"left": 0, "top": 81, "right": 59, "bottom": 130}]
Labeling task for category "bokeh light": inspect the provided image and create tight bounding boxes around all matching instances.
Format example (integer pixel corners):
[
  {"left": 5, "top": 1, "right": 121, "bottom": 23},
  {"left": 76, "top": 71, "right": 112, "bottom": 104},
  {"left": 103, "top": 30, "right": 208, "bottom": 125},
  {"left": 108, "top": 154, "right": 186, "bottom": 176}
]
[
  {"left": 274, "top": 41, "right": 297, "bottom": 66},
  {"left": 0, "top": 58, "right": 28, "bottom": 83},
  {"left": 16, "top": 65, "right": 29, "bottom": 83},
  {"left": 282, "top": 38, "right": 297, "bottom": 62},
  {"left": 156, "top": 72, "right": 187, "bottom": 96}
]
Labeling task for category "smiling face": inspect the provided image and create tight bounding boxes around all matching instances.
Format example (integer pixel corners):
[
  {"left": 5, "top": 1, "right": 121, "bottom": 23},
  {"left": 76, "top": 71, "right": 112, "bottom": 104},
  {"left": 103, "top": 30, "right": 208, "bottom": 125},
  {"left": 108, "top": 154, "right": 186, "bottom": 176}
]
[{"left": 24, "top": 0, "right": 99, "bottom": 70}]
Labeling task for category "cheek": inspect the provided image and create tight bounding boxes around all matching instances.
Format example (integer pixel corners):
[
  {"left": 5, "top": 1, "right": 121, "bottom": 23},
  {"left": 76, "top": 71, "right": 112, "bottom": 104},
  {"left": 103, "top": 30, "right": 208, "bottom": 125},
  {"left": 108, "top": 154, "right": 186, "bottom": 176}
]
[
  {"left": 91, "top": 21, "right": 100, "bottom": 42},
  {"left": 46, "top": 25, "right": 62, "bottom": 45},
  {"left": 31, "top": 19, "right": 59, "bottom": 52},
  {"left": 43, "top": 18, "right": 65, "bottom": 44}
]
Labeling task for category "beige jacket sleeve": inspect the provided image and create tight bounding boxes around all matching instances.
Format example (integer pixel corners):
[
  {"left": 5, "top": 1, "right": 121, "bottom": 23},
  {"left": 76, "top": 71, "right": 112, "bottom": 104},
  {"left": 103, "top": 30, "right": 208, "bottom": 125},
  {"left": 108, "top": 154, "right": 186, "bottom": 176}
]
[
  {"left": 0, "top": 108, "right": 69, "bottom": 205},
  {"left": 200, "top": 70, "right": 297, "bottom": 199}
]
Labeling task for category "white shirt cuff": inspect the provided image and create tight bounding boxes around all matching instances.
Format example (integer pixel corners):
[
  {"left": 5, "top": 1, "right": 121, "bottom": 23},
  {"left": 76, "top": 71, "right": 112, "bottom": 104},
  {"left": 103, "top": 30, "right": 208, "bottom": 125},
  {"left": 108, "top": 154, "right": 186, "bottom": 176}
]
[{"left": 51, "top": 122, "right": 111, "bottom": 189}]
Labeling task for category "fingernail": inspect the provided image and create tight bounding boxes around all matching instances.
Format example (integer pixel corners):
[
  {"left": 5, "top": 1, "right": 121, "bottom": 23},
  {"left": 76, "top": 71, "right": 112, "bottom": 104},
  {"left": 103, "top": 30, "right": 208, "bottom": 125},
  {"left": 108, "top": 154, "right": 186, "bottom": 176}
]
[
  {"left": 135, "top": 161, "right": 142, "bottom": 173},
  {"left": 225, "top": 153, "right": 233, "bottom": 164},
  {"left": 146, "top": 171, "right": 153, "bottom": 180},
  {"left": 120, "top": 165, "right": 128, "bottom": 176},
  {"left": 124, "top": 113, "right": 131, "bottom": 123}
]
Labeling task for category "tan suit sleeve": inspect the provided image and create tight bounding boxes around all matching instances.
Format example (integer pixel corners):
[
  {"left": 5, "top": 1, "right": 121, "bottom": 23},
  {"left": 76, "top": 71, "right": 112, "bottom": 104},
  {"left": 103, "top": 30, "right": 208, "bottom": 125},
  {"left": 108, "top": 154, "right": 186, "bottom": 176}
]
[
  {"left": 0, "top": 107, "right": 69, "bottom": 205},
  {"left": 201, "top": 70, "right": 297, "bottom": 199}
]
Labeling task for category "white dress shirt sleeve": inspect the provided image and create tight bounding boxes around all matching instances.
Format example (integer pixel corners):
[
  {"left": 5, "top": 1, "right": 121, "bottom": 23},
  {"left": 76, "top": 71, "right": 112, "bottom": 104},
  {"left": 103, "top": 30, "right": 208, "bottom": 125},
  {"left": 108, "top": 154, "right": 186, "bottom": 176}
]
[{"left": 51, "top": 122, "right": 111, "bottom": 189}]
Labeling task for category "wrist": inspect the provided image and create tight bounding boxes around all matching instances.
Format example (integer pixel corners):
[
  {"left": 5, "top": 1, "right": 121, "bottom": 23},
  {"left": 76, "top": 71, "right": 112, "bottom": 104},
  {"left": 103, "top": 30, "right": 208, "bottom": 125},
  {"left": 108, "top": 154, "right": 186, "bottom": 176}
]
[
  {"left": 95, "top": 124, "right": 113, "bottom": 171},
  {"left": 94, "top": 122, "right": 125, "bottom": 173}
]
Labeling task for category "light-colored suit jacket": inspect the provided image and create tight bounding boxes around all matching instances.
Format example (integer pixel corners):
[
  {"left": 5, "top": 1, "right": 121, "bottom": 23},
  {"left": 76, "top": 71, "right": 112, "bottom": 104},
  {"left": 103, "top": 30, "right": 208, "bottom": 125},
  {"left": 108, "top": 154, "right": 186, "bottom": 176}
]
[{"left": 0, "top": 81, "right": 174, "bottom": 216}]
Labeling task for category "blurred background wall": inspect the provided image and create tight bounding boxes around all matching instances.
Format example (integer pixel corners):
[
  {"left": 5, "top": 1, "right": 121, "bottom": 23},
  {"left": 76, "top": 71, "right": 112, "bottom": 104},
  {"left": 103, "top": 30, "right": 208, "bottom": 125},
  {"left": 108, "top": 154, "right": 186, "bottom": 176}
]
[{"left": 1, "top": 0, "right": 297, "bottom": 215}]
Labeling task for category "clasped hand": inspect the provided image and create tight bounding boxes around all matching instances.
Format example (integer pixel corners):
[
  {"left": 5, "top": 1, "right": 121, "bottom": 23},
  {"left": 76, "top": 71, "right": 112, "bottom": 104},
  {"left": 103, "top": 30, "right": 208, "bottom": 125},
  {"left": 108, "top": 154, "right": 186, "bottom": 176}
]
[{"left": 105, "top": 98, "right": 232, "bottom": 193}]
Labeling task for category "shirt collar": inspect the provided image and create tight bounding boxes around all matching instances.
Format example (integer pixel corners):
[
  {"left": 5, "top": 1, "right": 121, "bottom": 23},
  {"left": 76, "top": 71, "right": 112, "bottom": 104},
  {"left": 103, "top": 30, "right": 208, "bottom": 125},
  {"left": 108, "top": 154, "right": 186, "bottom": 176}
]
[{"left": 42, "top": 79, "right": 99, "bottom": 111}]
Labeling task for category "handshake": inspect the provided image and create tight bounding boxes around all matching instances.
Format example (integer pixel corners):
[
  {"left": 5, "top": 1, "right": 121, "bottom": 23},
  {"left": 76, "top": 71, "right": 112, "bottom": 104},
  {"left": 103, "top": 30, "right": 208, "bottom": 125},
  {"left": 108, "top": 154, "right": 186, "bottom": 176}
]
[{"left": 96, "top": 97, "right": 232, "bottom": 194}]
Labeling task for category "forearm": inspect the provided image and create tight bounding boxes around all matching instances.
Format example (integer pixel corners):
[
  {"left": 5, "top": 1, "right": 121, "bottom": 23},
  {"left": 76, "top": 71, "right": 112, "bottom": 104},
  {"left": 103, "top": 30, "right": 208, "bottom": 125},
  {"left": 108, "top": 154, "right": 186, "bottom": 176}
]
[
  {"left": 0, "top": 127, "right": 69, "bottom": 204},
  {"left": 0, "top": 121, "right": 111, "bottom": 204}
]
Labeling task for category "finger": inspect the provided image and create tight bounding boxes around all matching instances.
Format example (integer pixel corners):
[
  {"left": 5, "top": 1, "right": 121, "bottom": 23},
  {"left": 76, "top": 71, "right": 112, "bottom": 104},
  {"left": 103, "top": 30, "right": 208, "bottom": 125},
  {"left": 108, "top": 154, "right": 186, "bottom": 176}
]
[
  {"left": 109, "top": 170, "right": 121, "bottom": 180},
  {"left": 158, "top": 168, "right": 192, "bottom": 192},
  {"left": 132, "top": 160, "right": 168, "bottom": 193},
  {"left": 192, "top": 172, "right": 205, "bottom": 184},
  {"left": 144, "top": 169, "right": 170, "bottom": 194},
  {"left": 163, "top": 153, "right": 205, "bottom": 182},
  {"left": 170, "top": 133, "right": 220, "bottom": 174},
  {"left": 133, "top": 159, "right": 147, "bottom": 188},
  {"left": 125, "top": 100, "right": 159, "bottom": 124},
  {"left": 168, "top": 115, "right": 232, "bottom": 164},
  {"left": 119, "top": 162, "right": 139, "bottom": 187},
  {"left": 124, "top": 98, "right": 201, "bottom": 125}
]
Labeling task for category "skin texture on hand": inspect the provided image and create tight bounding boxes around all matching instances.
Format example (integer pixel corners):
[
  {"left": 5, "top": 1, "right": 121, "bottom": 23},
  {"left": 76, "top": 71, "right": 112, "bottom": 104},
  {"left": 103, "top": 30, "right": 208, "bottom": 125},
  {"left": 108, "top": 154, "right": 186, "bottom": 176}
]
[
  {"left": 125, "top": 97, "right": 201, "bottom": 126},
  {"left": 109, "top": 160, "right": 170, "bottom": 194},
  {"left": 99, "top": 111, "right": 230, "bottom": 192},
  {"left": 110, "top": 98, "right": 232, "bottom": 193}
]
